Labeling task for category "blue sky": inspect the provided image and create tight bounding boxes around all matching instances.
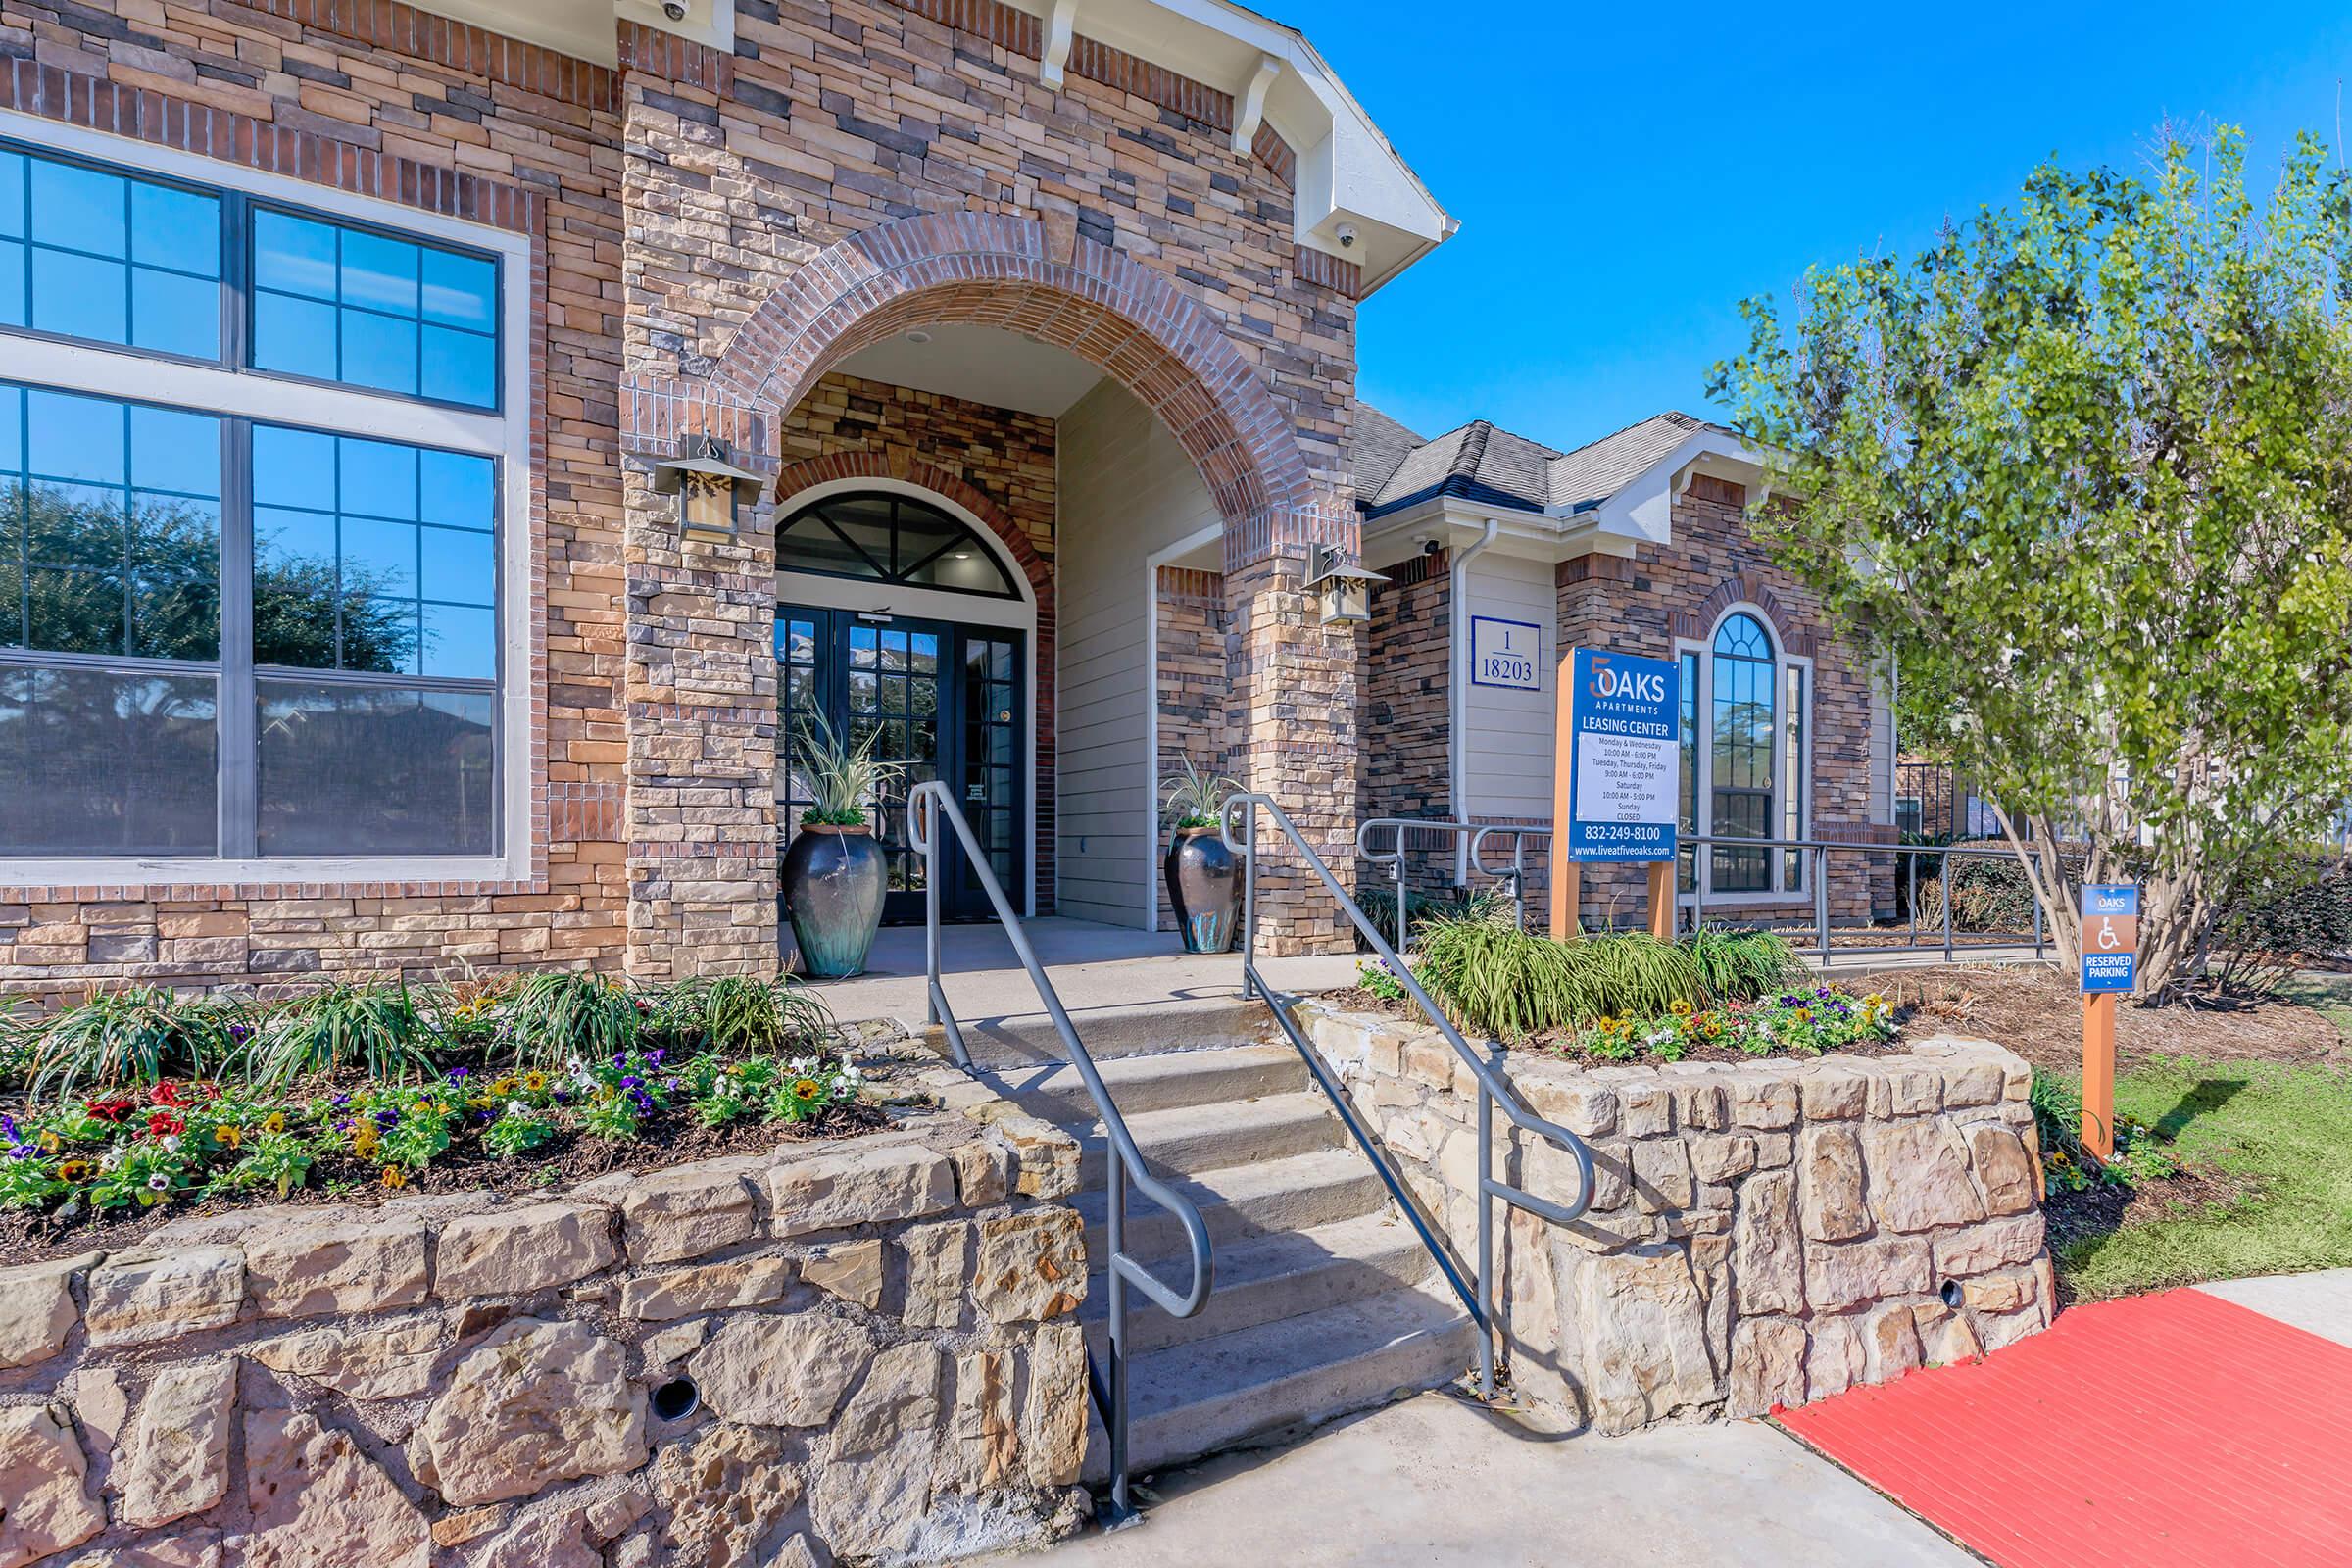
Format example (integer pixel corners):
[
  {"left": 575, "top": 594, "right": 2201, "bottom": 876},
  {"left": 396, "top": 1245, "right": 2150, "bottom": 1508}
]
[{"left": 1277, "top": 0, "right": 2352, "bottom": 452}]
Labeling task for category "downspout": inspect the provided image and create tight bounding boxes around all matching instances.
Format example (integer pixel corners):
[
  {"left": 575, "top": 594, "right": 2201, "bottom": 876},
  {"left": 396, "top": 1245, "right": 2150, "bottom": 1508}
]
[{"left": 1448, "top": 517, "right": 1501, "bottom": 886}]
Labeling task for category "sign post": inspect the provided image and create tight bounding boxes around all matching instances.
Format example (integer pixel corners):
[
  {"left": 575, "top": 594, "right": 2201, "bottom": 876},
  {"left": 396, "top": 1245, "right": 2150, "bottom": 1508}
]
[
  {"left": 1549, "top": 648, "right": 1680, "bottom": 940},
  {"left": 2078, "top": 884, "right": 2139, "bottom": 1160}
]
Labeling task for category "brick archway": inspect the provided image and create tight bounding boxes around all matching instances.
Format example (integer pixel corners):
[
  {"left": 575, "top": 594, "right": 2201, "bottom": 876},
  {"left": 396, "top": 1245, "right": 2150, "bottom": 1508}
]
[{"left": 708, "top": 212, "right": 1319, "bottom": 547}]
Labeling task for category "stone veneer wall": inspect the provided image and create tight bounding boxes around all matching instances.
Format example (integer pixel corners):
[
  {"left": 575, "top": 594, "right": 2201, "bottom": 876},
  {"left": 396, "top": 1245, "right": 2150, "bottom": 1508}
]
[
  {"left": 0, "top": 1096, "right": 1095, "bottom": 1568},
  {"left": 1356, "top": 549, "right": 1452, "bottom": 903},
  {"left": 1298, "top": 1004, "right": 2055, "bottom": 1433},
  {"left": 777, "top": 371, "right": 1060, "bottom": 911},
  {"left": 1558, "top": 478, "right": 1897, "bottom": 932},
  {"left": 1154, "top": 567, "right": 1234, "bottom": 932}
]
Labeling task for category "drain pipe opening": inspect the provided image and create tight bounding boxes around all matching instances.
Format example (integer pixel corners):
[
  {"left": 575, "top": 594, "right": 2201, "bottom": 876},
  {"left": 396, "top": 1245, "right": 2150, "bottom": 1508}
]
[{"left": 652, "top": 1377, "right": 702, "bottom": 1423}]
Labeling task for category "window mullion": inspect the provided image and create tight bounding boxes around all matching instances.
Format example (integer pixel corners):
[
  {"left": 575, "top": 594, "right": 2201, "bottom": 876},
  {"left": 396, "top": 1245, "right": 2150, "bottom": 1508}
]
[
  {"left": 217, "top": 416, "right": 256, "bottom": 858},
  {"left": 222, "top": 189, "right": 246, "bottom": 370}
]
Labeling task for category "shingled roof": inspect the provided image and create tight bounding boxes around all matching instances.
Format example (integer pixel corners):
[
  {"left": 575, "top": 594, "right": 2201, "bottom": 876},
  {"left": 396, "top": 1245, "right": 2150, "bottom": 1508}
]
[{"left": 1356, "top": 406, "right": 1738, "bottom": 518}]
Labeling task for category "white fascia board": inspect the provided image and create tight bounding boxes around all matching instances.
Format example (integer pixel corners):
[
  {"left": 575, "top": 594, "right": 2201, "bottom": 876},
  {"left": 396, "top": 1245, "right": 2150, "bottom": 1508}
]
[
  {"left": 1360, "top": 498, "right": 1559, "bottom": 569},
  {"left": 409, "top": 0, "right": 616, "bottom": 63},
  {"left": 1566, "top": 430, "right": 1772, "bottom": 548}
]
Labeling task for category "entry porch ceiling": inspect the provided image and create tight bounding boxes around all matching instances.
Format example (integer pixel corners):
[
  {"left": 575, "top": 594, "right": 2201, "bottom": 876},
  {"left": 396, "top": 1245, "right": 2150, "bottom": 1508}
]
[
  {"left": 401, "top": 0, "right": 1453, "bottom": 294},
  {"left": 834, "top": 325, "right": 1105, "bottom": 419}
]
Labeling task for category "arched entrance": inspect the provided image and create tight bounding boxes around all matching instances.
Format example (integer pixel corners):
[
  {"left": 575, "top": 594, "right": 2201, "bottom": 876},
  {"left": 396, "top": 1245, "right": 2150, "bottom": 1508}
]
[{"left": 619, "top": 213, "right": 1363, "bottom": 977}]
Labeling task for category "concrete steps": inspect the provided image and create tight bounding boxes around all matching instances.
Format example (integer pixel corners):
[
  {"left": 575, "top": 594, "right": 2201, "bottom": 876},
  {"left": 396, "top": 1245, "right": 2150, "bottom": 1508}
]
[
  {"left": 1022, "top": 1036, "right": 1474, "bottom": 1485},
  {"left": 1084, "top": 1285, "right": 1475, "bottom": 1482}
]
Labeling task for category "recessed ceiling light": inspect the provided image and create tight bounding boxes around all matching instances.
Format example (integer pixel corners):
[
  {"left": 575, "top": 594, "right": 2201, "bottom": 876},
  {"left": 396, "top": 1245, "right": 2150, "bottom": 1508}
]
[
  {"left": 905, "top": 329, "right": 933, "bottom": 345},
  {"left": 953, "top": 550, "right": 972, "bottom": 560}
]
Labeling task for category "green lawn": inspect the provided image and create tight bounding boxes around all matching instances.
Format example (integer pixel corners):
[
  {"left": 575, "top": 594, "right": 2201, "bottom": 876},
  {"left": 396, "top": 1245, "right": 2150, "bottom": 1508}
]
[{"left": 2053, "top": 987, "right": 2352, "bottom": 1299}]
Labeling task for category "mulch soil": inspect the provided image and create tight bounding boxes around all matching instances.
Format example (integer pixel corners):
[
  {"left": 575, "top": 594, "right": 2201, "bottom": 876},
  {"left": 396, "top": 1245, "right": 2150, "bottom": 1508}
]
[
  {"left": 0, "top": 1066, "right": 903, "bottom": 1266},
  {"left": 1838, "top": 962, "right": 2349, "bottom": 1074}
]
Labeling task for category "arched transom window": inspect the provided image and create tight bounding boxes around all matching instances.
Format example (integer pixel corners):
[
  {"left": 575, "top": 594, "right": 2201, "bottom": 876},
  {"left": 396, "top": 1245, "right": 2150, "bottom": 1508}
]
[
  {"left": 1679, "top": 610, "right": 1808, "bottom": 896},
  {"left": 776, "top": 490, "right": 1019, "bottom": 599}
]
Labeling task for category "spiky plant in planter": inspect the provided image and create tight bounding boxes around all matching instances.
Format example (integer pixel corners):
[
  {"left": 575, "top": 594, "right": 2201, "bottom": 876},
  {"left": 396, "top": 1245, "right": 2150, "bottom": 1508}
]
[
  {"left": 1160, "top": 758, "right": 1243, "bottom": 954},
  {"left": 781, "top": 712, "right": 905, "bottom": 978}
]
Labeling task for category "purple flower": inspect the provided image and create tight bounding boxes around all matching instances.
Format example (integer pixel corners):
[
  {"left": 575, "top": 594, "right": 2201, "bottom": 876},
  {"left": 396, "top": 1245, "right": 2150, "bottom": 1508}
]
[
  {"left": 0, "top": 1113, "right": 18, "bottom": 1143},
  {"left": 629, "top": 1090, "right": 655, "bottom": 1115},
  {"left": 374, "top": 1109, "right": 401, "bottom": 1130},
  {"left": 333, "top": 1093, "right": 353, "bottom": 1109},
  {"left": 554, "top": 1089, "right": 572, "bottom": 1104},
  {"left": 6, "top": 1145, "right": 35, "bottom": 1161},
  {"left": 620, "top": 1075, "right": 644, "bottom": 1092},
  {"left": 648, "top": 1049, "right": 667, "bottom": 1066},
  {"left": 612, "top": 1052, "right": 628, "bottom": 1071},
  {"left": 447, "top": 1067, "right": 469, "bottom": 1083},
  {"left": 229, "top": 1023, "right": 251, "bottom": 1042}
]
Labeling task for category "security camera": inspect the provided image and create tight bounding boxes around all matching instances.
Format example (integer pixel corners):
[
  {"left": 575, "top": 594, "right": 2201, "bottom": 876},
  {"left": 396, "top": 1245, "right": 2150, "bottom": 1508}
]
[
  {"left": 662, "top": 0, "right": 687, "bottom": 18},
  {"left": 1421, "top": 537, "right": 1441, "bottom": 557},
  {"left": 1335, "top": 222, "right": 1359, "bottom": 249}
]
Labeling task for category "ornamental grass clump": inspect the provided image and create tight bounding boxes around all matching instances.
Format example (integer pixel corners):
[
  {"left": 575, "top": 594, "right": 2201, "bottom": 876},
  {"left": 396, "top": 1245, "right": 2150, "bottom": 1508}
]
[
  {"left": 481, "top": 971, "right": 646, "bottom": 1071},
  {"left": 24, "top": 985, "right": 247, "bottom": 1101},
  {"left": 659, "top": 974, "right": 833, "bottom": 1056},
  {"left": 1412, "top": 919, "right": 1704, "bottom": 1043},
  {"left": 1683, "top": 925, "right": 1802, "bottom": 1002},
  {"left": 234, "top": 979, "right": 440, "bottom": 1088}
]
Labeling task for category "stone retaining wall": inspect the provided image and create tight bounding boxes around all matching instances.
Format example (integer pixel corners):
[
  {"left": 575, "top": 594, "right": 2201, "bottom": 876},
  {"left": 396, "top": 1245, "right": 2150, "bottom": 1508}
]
[
  {"left": 1298, "top": 1004, "right": 2054, "bottom": 1433},
  {"left": 0, "top": 1086, "right": 1092, "bottom": 1568}
]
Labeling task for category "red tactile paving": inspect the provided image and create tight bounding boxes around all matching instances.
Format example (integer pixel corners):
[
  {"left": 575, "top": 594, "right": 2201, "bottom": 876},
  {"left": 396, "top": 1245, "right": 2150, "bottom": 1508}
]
[{"left": 1777, "top": 1287, "right": 2352, "bottom": 1568}]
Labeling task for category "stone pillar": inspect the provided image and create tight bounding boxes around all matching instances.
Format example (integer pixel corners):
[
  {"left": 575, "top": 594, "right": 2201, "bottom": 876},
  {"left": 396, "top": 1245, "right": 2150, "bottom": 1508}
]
[
  {"left": 622, "top": 468, "right": 780, "bottom": 981},
  {"left": 1225, "top": 546, "right": 1358, "bottom": 956}
]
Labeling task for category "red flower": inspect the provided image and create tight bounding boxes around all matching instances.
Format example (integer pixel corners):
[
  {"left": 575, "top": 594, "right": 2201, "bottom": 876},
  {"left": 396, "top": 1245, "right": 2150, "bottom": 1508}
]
[
  {"left": 85, "top": 1098, "right": 136, "bottom": 1124},
  {"left": 149, "top": 1082, "right": 186, "bottom": 1107},
  {"left": 147, "top": 1110, "right": 186, "bottom": 1139}
]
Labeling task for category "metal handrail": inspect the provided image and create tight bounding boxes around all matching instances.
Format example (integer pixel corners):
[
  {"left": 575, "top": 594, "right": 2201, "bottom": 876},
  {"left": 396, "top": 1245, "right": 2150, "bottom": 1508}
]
[
  {"left": 1223, "top": 792, "right": 1594, "bottom": 1400},
  {"left": 1354, "top": 816, "right": 1551, "bottom": 954},
  {"left": 906, "top": 781, "right": 1212, "bottom": 1522},
  {"left": 1671, "top": 831, "right": 2051, "bottom": 964}
]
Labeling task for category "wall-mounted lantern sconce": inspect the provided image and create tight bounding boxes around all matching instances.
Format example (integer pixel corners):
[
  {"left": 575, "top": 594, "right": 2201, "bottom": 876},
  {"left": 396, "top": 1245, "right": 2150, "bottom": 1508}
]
[
  {"left": 641, "top": 433, "right": 766, "bottom": 544},
  {"left": 1306, "top": 543, "right": 1384, "bottom": 627}
]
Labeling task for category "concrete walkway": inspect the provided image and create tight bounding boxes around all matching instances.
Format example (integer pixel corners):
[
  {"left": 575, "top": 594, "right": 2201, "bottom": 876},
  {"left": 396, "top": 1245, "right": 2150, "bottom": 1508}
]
[
  {"left": 2198, "top": 1267, "right": 2352, "bottom": 1350},
  {"left": 804, "top": 917, "right": 1358, "bottom": 1029},
  {"left": 985, "top": 1392, "right": 1972, "bottom": 1568}
]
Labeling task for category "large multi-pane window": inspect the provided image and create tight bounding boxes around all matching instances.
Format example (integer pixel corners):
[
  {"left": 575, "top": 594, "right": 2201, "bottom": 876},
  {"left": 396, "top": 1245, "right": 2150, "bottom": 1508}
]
[
  {"left": 0, "top": 137, "right": 498, "bottom": 410},
  {"left": 1678, "top": 611, "right": 1808, "bottom": 901},
  {"left": 0, "top": 133, "right": 507, "bottom": 864}
]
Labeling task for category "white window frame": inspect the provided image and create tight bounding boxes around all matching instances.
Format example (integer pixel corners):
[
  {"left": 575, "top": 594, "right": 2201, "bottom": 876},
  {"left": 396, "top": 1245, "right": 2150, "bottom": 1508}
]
[
  {"left": 0, "top": 108, "right": 534, "bottom": 888},
  {"left": 1676, "top": 604, "right": 1814, "bottom": 907}
]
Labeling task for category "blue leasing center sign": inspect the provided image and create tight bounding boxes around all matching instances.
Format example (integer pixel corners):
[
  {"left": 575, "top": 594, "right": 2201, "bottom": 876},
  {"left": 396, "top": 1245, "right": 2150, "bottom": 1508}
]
[
  {"left": 2080, "top": 884, "right": 2140, "bottom": 994},
  {"left": 1566, "top": 648, "right": 1680, "bottom": 862}
]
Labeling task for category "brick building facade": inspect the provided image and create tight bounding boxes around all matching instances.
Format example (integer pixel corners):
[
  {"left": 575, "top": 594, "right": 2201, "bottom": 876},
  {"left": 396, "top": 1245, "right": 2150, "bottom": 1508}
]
[
  {"left": 1353, "top": 408, "right": 1899, "bottom": 935},
  {"left": 0, "top": 0, "right": 1454, "bottom": 996}
]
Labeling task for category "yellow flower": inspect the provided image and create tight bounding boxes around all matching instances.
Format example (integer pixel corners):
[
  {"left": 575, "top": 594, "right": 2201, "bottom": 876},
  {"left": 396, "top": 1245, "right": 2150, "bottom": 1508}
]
[
  {"left": 1794, "top": 1008, "right": 1812, "bottom": 1022},
  {"left": 1669, "top": 999, "right": 1693, "bottom": 1017},
  {"left": 262, "top": 1112, "right": 286, "bottom": 1135},
  {"left": 353, "top": 1127, "right": 381, "bottom": 1158},
  {"left": 792, "top": 1078, "right": 823, "bottom": 1101},
  {"left": 521, "top": 1071, "right": 548, "bottom": 1093},
  {"left": 57, "top": 1158, "right": 93, "bottom": 1182},
  {"left": 492, "top": 1076, "right": 518, "bottom": 1096},
  {"left": 214, "top": 1124, "right": 243, "bottom": 1151},
  {"left": 1863, "top": 993, "right": 1886, "bottom": 1007},
  {"left": 380, "top": 1166, "right": 408, "bottom": 1190},
  {"left": 39, "top": 1131, "right": 62, "bottom": 1153}
]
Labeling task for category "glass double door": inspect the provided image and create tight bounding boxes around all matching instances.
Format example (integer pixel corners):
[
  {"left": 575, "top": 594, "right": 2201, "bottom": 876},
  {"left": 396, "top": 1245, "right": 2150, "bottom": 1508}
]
[{"left": 777, "top": 606, "right": 1023, "bottom": 922}]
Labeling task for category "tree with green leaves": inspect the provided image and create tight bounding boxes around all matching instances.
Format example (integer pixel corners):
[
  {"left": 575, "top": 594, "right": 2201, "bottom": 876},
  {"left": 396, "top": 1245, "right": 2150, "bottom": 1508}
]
[{"left": 1711, "top": 127, "right": 2352, "bottom": 1001}]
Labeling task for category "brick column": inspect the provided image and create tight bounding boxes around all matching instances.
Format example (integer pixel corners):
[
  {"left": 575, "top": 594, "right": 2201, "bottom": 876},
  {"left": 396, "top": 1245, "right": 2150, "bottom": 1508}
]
[
  {"left": 1226, "top": 547, "right": 1359, "bottom": 956},
  {"left": 622, "top": 471, "right": 780, "bottom": 981}
]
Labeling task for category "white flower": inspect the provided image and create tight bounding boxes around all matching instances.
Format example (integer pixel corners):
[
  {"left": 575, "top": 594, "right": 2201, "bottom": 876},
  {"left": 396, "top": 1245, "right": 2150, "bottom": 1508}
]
[
  {"left": 145, "top": 1173, "right": 171, "bottom": 1192},
  {"left": 101, "top": 1151, "right": 124, "bottom": 1172},
  {"left": 506, "top": 1100, "right": 530, "bottom": 1118},
  {"left": 839, "top": 1062, "right": 862, "bottom": 1084},
  {"left": 789, "top": 1056, "right": 815, "bottom": 1075},
  {"left": 161, "top": 1136, "right": 182, "bottom": 1153}
]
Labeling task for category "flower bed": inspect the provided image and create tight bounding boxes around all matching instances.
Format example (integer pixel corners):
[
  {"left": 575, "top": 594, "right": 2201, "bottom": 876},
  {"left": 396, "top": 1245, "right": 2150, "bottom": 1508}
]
[
  {"left": 0, "top": 973, "right": 892, "bottom": 1258},
  {"left": 1568, "top": 986, "right": 1898, "bottom": 1062}
]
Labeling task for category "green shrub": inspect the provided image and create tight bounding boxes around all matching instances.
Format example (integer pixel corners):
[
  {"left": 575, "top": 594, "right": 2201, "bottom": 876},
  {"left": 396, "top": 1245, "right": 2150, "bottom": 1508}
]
[
  {"left": 235, "top": 980, "right": 438, "bottom": 1088},
  {"left": 658, "top": 975, "right": 832, "bottom": 1056},
  {"left": 2224, "top": 865, "right": 2352, "bottom": 957},
  {"left": 1915, "top": 854, "right": 2040, "bottom": 931},
  {"left": 1354, "top": 882, "right": 1517, "bottom": 952},
  {"left": 25, "top": 986, "right": 245, "bottom": 1100},
  {"left": 484, "top": 971, "right": 647, "bottom": 1069},
  {"left": 1413, "top": 920, "right": 1704, "bottom": 1043}
]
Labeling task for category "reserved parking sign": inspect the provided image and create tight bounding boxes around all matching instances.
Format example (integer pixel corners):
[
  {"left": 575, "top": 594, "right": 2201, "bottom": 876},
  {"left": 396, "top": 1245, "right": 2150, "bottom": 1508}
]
[{"left": 2080, "top": 885, "right": 2139, "bottom": 994}]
